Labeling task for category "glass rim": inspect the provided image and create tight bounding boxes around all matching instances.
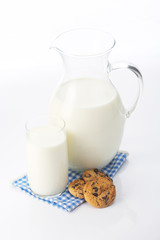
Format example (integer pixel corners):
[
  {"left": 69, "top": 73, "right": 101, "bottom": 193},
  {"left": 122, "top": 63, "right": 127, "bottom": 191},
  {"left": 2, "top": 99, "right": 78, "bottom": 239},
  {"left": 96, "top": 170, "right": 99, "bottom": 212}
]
[
  {"left": 50, "top": 28, "right": 116, "bottom": 57},
  {"left": 25, "top": 114, "right": 66, "bottom": 134}
]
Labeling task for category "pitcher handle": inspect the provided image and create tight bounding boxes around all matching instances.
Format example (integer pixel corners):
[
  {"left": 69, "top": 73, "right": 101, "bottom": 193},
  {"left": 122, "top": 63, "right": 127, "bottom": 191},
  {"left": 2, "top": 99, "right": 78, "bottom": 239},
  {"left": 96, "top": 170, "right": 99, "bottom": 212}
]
[{"left": 108, "top": 62, "right": 143, "bottom": 118}]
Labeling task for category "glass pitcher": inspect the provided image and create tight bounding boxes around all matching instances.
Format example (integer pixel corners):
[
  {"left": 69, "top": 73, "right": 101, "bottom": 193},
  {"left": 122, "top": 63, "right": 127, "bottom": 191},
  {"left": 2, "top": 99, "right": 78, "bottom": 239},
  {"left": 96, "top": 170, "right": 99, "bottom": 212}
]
[{"left": 49, "top": 29, "right": 143, "bottom": 171}]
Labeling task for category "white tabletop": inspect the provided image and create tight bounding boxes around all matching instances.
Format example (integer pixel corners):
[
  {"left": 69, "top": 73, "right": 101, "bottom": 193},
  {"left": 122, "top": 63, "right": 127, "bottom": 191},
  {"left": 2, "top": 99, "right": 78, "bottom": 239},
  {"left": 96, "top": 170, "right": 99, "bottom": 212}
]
[{"left": 1, "top": 1, "right": 160, "bottom": 239}]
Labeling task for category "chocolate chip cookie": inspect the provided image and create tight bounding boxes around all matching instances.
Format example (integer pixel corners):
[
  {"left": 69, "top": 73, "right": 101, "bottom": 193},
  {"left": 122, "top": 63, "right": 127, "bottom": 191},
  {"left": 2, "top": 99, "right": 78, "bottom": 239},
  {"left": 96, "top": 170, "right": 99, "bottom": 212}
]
[
  {"left": 68, "top": 178, "right": 85, "bottom": 199},
  {"left": 82, "top": 168, "right": 112, "bottom": 182},
  {"left": 83, "top": 177, "right": 116, "bottom": 208}
]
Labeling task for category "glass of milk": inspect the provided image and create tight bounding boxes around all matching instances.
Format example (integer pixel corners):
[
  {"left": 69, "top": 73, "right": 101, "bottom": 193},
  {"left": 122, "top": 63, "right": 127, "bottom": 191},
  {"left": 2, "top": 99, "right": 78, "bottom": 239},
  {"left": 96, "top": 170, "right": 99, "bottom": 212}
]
[{"left": 25, "top": 115, "right": 68, "bottom": 196}]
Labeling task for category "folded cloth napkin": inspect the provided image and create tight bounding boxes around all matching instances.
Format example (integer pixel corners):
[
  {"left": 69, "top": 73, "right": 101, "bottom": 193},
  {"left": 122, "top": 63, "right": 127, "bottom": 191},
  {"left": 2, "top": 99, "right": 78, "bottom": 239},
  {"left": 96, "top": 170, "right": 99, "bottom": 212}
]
[{"left": 12, "top": 151, "right": 128, "bottom": 212}]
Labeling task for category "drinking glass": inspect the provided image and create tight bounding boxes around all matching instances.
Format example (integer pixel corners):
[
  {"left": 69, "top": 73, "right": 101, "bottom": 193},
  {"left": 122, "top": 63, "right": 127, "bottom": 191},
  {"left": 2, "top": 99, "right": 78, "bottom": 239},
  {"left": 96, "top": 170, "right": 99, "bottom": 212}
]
[{"left": 25, "top": 115, "right": 68, "bottom": 196}]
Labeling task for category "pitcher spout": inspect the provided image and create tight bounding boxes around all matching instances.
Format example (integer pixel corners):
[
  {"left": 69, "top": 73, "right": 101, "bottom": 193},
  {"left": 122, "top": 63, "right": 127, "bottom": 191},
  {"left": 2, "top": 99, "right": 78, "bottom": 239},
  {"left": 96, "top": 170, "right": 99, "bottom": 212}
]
[{"left": 49, "top": 28, "right": 116, "bottom": 57}]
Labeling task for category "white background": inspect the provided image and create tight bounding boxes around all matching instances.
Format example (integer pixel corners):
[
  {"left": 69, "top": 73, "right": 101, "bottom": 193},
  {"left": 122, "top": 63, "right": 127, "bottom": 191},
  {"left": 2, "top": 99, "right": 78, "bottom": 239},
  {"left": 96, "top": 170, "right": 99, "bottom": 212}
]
[{"left": 0, "top": 0, "right": 160, "bottom": 239}]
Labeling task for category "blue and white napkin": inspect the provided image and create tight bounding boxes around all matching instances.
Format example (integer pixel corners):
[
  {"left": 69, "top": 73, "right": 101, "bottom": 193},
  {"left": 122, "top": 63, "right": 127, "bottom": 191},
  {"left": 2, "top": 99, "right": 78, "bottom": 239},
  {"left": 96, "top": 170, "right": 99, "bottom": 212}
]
[{"left": 13, "top": 151, "right": 128, "bottom": 212}]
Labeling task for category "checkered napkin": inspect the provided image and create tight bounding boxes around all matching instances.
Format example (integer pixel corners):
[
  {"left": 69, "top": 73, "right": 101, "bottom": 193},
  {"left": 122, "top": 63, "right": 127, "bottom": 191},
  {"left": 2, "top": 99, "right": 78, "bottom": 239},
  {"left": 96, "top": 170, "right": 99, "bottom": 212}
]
[{"left": 12, "top": 151, "right": 128, "bottom": 212}]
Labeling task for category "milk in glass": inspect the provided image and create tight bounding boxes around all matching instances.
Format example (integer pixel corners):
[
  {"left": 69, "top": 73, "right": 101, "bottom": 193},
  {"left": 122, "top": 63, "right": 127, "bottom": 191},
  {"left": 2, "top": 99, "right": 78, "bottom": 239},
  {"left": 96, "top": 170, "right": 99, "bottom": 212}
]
[{"left": 26, "top": 124, "right": 68, "bottom": 196}]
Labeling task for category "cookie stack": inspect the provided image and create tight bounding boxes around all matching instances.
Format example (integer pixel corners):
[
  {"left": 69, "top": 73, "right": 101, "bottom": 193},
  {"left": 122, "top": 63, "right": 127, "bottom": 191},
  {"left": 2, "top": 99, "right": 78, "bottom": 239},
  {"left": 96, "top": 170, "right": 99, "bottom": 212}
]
[{"left": 68, "top": 169, "right": 116, "bottom": 208}]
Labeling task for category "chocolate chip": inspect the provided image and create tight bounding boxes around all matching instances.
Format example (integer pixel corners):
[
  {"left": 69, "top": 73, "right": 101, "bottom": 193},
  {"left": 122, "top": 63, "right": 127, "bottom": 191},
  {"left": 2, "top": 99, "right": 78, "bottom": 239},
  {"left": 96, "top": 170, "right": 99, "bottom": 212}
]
[
  {"left": 92, "top": 193, "right": 98, "bottom": 197},
  {"left": 102, "top": 195, "right": 108, "bottom": 199},
  {"left": 75, "top": 183, "right": 79, "bottom": 186},
  {"left": 84, "top": 173, "right": 91, "bottom": 178},
  {"left": 102, "top": 195, "right": 109, "bottom": 203},
  {"left": 94, "top": 168, "right": 99, "bottom": 174},
  {"left": 91, "top": 182, "right": 95, "bottom": 186},
  {"left": 93, "top": 187, "right": 98, "bottom": 192}
]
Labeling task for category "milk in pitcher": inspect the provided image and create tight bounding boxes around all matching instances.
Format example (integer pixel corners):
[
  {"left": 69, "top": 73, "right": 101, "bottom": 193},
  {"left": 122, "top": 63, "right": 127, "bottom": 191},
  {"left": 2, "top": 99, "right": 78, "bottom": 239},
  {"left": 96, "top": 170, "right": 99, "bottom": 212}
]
[{"left": 49, "top": 78, "right": 125, "bottom": 170}]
